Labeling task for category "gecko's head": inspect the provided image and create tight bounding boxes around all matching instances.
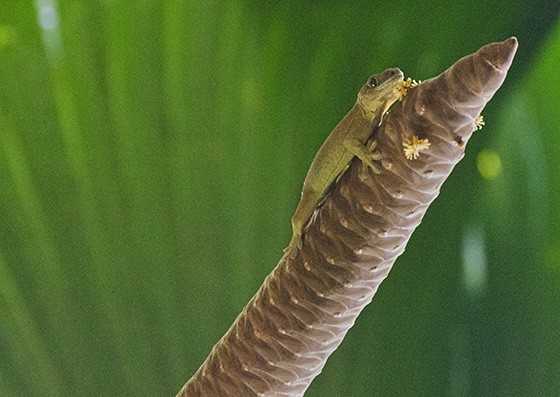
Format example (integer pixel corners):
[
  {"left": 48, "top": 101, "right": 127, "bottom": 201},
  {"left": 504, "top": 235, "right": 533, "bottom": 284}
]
[{"left": 357, "top": 68, "right": 404, "bottom": 122}]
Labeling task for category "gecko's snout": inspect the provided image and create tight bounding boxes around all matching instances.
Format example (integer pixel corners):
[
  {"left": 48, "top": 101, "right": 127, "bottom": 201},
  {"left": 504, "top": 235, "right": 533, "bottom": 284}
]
[{"left": 386, "top": 68, "right": 404, "bottom": 80}]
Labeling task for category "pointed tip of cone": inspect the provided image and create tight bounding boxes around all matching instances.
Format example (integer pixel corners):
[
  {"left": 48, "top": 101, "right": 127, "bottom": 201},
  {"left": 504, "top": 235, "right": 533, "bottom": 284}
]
[
  {"left": 478, "top": 36, "right": 518, "bottom": 72},
  {"left": 499, "top": 36, "right": 518, "bottom": 70},
  {"left": 502, "top": 36, "right": 519, "bottom": 63},
  {"left": 505, "top": 36, "right": 518, "bottom": 47}
]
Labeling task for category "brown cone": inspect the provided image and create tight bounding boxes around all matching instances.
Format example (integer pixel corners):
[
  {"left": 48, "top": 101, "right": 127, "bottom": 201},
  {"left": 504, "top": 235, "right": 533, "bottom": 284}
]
[{"left": 178, "top": 37, "right": 518, "bottom": 397}]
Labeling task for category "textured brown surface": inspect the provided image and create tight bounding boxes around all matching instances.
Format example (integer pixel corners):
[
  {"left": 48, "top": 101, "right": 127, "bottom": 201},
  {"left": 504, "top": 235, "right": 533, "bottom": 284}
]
[{"left": 178, "top": 37, "right": 518, "bottom": 397}]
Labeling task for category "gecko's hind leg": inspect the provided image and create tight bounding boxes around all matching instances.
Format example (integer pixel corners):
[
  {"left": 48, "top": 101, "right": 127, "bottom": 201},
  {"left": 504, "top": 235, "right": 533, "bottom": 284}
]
[
  {"left": 283, "top": 233, "right": 302, "bottom": 260},
  {"left": 343, "top": 137, "right": 382, "bottom": 180},
  {"left": 283, "top": 189, "right": 322, "bottom": 260}
]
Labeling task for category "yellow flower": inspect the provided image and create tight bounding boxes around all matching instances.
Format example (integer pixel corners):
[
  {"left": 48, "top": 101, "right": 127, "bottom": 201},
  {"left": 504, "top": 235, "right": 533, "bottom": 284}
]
[
  {"left": 396, "top": 78, "right": 421, "bottom": 101},
  {"left": 410, "top": 79, "right": 421, "bottom": 87},
  {"left": 474, "top": 115, "right": 485, "bottom": 131},
  {"left": 403, "top": 135, "right": 431, "bottom": 160}
]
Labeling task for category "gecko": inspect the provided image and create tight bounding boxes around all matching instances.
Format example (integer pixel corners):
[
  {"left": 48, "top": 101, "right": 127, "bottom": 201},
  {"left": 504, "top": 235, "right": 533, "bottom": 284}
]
[{"left": 283, "top": 68, "right": 406, "bottom": 260}]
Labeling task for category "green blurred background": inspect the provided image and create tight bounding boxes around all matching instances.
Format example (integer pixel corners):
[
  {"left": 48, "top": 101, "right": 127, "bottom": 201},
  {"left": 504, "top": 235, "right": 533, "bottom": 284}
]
[{"left": 1, "top": 1, "right": 560, "bottom": 396}]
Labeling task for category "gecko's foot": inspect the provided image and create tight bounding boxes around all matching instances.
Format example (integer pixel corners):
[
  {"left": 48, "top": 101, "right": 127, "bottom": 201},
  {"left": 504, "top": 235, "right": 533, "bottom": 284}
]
[
  {"left": 343, "top": 137, "right": 382, "bottom": 180},
  {"left": 283, "top": 234, "right": 302, "bottom": 260},
  {"left": 358, "top": 139, "right": 382, "bottom": 180}
]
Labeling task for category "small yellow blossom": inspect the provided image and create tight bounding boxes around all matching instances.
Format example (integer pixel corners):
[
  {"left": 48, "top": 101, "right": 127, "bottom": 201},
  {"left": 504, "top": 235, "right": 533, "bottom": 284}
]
[
  {"left": 410, "top": 79, "right": 421, "bottom": 87},
  {"left": 474, "top": 115, "right": 485, "bottom": 131},
  {"left": 396, "top": 78, "right": 421, "bottom": 101},
  {"left": 403, "top": 135, "right": 431, "bottom": 160},
  {"left": 396, "top": 78, "right": 410, "bottom": 101}
]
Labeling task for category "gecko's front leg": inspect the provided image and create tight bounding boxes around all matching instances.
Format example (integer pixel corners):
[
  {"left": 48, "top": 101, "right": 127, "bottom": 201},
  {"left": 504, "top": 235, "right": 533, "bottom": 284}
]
[{"left": 343, "top": 137, "right": 382, "bottom": 180}]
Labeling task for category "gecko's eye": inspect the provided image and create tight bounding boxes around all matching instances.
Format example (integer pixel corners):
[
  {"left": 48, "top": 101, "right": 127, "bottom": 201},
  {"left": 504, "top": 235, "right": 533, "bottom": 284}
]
[{"left": 367, "top": 76, "right": 378, "bottom": 88}]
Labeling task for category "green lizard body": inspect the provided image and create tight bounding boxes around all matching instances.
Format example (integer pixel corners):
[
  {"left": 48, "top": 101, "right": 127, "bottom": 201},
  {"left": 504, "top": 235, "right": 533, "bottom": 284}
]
[{"left": 284, "top": 68, "right": 404, "bottom": 259}]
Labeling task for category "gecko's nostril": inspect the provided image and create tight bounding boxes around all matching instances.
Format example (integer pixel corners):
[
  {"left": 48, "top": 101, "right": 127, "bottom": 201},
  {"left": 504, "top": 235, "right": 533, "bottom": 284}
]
[{"left": 387, "top": 68, "right": 402, "bottom": 78}]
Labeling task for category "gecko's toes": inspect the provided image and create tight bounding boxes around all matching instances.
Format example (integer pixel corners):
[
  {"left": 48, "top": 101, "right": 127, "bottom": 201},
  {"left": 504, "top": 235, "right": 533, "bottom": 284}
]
[
  {"left": 283, "top": 234, "right": 302, "bottom": 260},
  {"left": 359, "top": 157, "right": 382, "bottom": 180},
  {"left": 366, "top": 139, "right": 378, "bottom": 152},
  {"left": 366, "top": 139, "right": 382, "bottom": 162}
]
